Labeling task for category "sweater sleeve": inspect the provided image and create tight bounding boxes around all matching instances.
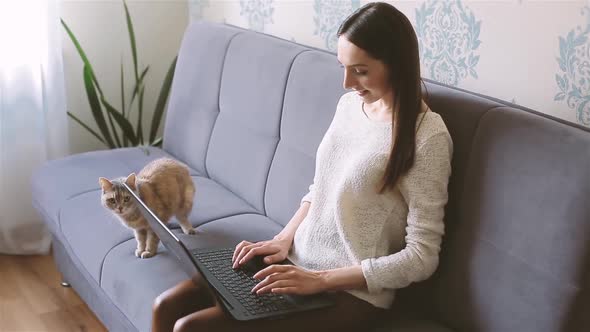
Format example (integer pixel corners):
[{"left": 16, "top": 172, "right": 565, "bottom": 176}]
[
  {"left": 301, "top": 183, "right": 315, "bottom": 205},
  {"left": 360, "top": 131, "right": 453, "bottom": 293}
]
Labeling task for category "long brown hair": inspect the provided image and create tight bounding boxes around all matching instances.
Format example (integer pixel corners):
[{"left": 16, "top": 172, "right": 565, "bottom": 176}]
[{"left": 337, "top": 2, "right": 423, "bottom": 193}]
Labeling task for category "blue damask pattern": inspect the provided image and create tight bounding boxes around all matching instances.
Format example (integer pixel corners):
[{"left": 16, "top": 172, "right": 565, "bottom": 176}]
[
  {"left": 240, "top": 0, "right": 274, "bottom": 32},
  {"left": 415, "top": 0, "right": 482, "bottom": 86},
  {"left": 188, "top": 0, "right": 209, "bottom": 21},
  {"left": 313, "top": 0, "right": 360, "bottom": 51},
  {"left": 555, "top": 7, "right": 590, "bottom": 126}
]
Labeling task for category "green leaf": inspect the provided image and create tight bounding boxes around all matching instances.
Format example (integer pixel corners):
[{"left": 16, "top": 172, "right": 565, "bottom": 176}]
[
  {"left": 101, "top": 97, "right": 139, "bottom": 146},
  {"left": 103, "top": 68, "right": 121, "bottom": 148},
  {"left": 137, "top": 85, "right": 145, "bottom": 144},
  {"left": 83, "top": 65, "right": 115, "bottom": 148},
  {"left": 61, "top": 19, "right": 103, "bottom": 95},
  {"left": 120, "top": 60, "right": 126, "bottom": 118},
  {"left": 128, "top": 66, "right": 149, "bottom": 114},
  {"left": 120, "top": 60, "right": 128, "bottom": 146},
  {"left": 67, "top": 111, "right": 106, "bottom": 145},
  {"left": 123, "top": 0, "right": 139, "bottom": 81},
  {"left": 150, "top": 136, "right": 163, "bottom": 147},
  {"left": 149, "top": 56, "right": 177, "bottom": 143},
  {"left": 105, "top": 103, "right": 122, "bottom": 148}
]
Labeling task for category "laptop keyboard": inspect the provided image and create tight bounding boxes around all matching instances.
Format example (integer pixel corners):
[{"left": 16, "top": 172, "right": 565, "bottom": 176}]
[{"left": 194, "top": 248, "right": 295, "bottom": 315}]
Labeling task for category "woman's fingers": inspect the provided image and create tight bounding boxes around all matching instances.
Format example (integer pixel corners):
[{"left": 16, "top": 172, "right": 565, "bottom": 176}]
[
  {"left": 233, "top": 238, "right": 290, "bottom": 268},
  {"left": 233, "top": 241, "right": 274, "bottom": 268},
  {"left": 268, "top": 287, "right": 298, "bottom": 295},
  {"left": 262, "top": 252, "right": 285, "bottom": 265},
  {"left": 232, "top": 241, "right": 252, "bottom": 263},
  {"left": 233, "top": 242, "right": 260, "bottom": 267},
  {"left": 253, "top": 264, "right": 292, "bottom": 280},
  {"left": 238, "top": 245, "right": 278, "bottom": 266},
  {"left": 251, "top": 265, "right": 323, "bottom": 296},
  {"left": 251, "top": 269, "right": 292, "bottom": 293},
  {"left": 254, "top": 280, "right": 294, "bottom": 295}
]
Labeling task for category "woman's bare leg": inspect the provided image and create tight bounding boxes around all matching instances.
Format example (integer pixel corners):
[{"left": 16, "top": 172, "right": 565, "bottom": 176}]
[
  {"left": 173, "top": 304, "right": 230, "bottom": 332},
  {"left": 171, "top": 291, "right": 385, "bottom": 332},
  {"left": 152, "top": 278, "right": 214, "bottom": 332}
]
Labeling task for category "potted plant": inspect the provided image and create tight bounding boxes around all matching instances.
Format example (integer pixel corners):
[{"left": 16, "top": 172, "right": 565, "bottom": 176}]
[{"left": 62, "top": 0, "right": 177, "bottom": 150}]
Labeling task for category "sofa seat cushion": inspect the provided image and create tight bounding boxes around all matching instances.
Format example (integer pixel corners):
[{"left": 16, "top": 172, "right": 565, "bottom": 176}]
[
  {"left": 59, "top": 190, "right": 134, "bottom": 284},
  {"left": 100, "top": 214, "right": 282, "bottom": 331},
  {"left": 31, "top": 147, "right": 176, "bottom": 236},
  {"left": 57, "top": 173, "right": 262, "bottom": 284}
]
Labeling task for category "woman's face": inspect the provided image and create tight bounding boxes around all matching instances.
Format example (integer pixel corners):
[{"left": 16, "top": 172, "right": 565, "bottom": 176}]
[{"left": 337, "top": 36, "right": 392, "bottom": 104}]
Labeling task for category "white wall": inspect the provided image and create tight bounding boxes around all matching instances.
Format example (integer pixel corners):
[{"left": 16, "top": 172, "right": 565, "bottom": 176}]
[
  {"left": 61, "top": 0, "right": 188, "bottom": 154},
  {"left": 190, "top": 0, "right": 590, "bottom": 128}
]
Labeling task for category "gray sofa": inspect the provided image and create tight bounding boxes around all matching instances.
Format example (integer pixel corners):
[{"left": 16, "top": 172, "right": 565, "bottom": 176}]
[{"left": 32, "top": 21, "right": 590, "bottom": 332}]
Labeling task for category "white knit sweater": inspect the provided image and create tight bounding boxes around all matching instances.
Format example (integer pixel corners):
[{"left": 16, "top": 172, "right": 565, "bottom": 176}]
[{"left": 288, "top": 92, "right": 453, "bottom": 309}]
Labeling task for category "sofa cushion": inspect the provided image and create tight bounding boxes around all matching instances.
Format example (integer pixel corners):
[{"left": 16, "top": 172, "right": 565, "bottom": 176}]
[
  {"left": 430, "top": 107, "right": 590, "bottom": 331},
  {"left": 100, "top": 214, "right": 282, "bottom": 331},
  {"left": 422, "top": 81, "right": 503, "bottom": 232},
  {"left": 163, "top": 22, "right": 240, "bottom": 175},
  {"left": 31, "top": 147, "right": 174, "bottom": 236},
  {"left": 59, "top": 190, "right": 132, "bottom": 283},
  {"left": 395, "top": 81, "right": 504, "bottom": 314},
  {"left": 205, "top": 31, "right": 307, "bottom": 214},
  {"left": 57, "top": 174, "right": 260, "bottom": 284},
  {"left": 263, "top": 51, "right": 345, "bottom": 226},
  {"left": 189, "top": 176, "right": 259, "bottom": 227}
]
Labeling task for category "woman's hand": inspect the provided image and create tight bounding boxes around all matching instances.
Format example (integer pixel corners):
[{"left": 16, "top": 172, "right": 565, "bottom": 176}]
[
  {"left": 232, "top": 237, "right": 291, "bottom": 269},
  {"left": 251, "top": 265, "right": 326, "bottom": 296}
]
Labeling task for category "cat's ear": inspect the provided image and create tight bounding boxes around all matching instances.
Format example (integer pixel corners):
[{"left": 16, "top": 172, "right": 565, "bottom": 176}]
[
  {"left": 125, "top": 173, "right": 137, "bottom": 189},
  {"left": 99, "top": 177, "right": 113, "bottom": 193}
]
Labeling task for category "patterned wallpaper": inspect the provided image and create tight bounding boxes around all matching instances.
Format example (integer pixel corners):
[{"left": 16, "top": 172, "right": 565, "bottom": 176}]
[{"left": 188, "top": 0, "right": 590, "bottom": 127}]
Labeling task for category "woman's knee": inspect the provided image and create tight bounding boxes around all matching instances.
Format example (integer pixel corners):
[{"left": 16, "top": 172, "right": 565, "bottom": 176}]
[
  {"left": 152, "top": 291, "right": 174, "bottom": 316},
  {"left": 172, "top": 316, "right": 191, "bottom": 332},
  {"left": 172, "top": 306, "right": 228, "bottom": 332},
  {"left": 153, "top": 279, "right": 204, "bottom": 315},
  {"left": 173, "top": 316, "right": 219, "bottom": 332}
]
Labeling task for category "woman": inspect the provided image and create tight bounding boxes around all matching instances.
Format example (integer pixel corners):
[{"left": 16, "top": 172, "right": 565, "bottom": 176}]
[{"left": 152, "top": 2, "right": 453, "bottom": 331}]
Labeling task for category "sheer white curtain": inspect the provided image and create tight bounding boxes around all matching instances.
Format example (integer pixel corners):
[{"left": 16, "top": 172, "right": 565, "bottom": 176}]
[{"left": 0, "top": 0, "right": 69, "bottom": 254}]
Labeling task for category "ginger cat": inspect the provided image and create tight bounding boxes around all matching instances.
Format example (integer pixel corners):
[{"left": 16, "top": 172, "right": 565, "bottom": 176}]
[{"left": 99, "top": 158, "right": 196, "bottom": 258}]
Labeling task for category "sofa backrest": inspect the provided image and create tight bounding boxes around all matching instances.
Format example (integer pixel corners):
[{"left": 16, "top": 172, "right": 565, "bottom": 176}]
[
  {"left": 164, "top": 21, "right": 590, "bottom": 331},
  {"left": 427, "top": 106, "right": 590, "bottom": 332},
  {"left": 164, "top": 21, "right": 346, "bottom": 219}
]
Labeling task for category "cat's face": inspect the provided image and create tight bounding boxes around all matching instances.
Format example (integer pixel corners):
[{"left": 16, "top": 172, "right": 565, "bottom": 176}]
[{"left": 99, "top": 174, "right": 136, "bottom": 215}]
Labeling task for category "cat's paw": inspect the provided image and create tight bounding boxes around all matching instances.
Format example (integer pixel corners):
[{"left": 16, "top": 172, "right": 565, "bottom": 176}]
[
  {"left": 135, "top": 249, "right": 143, "bottom": 257},
  {"left": 184, "top": 228, "right": 196, "bottom": 235},
  {"left": 140, "top": 251, "right": 156, "bottom": 259}
]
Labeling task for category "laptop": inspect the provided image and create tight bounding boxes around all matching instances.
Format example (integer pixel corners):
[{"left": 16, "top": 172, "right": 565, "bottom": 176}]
[{"left": 123, "top": 183, "right": 335, "bottom": 321}]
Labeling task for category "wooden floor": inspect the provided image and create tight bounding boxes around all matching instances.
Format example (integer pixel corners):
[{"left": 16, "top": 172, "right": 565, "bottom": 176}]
[{"left": 0, "top": 254, "right": 107, "bottom": 332}]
